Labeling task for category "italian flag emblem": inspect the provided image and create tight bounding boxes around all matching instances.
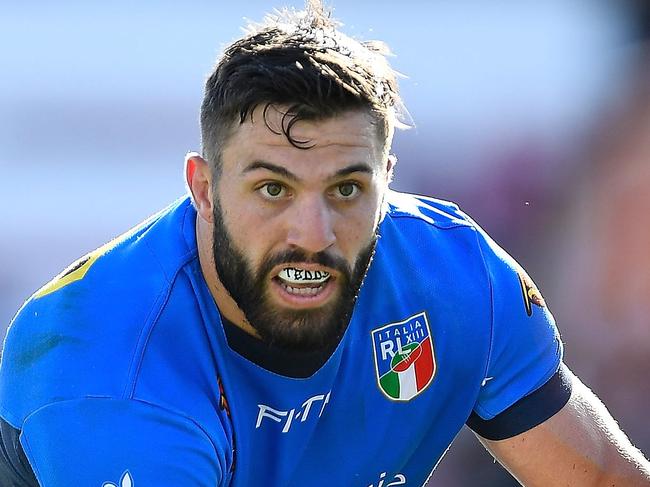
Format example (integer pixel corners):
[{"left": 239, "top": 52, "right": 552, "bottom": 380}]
[{"left": 371, "top": 311, "right": 436, "bottom": 401}]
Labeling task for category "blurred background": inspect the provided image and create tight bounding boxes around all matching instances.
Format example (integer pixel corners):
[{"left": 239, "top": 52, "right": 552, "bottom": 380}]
[{"left": 1, "top": 0, "right": 649, "bottom": 484}]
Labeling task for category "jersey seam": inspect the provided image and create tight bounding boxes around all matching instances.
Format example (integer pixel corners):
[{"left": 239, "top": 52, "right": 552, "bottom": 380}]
[
  {"left": 20, "top": 396, "right": 222, "bottom": 467},
  {"left": 0, "top": 407, "right": 21, "bottom": 431},
  {"left": 121, "top": 252, "right": 198, "bottom": 400},
  {"left": 388, "top": 212, "right": 474, "bottom": 231},
  {"left": 121, "top": 286, "right": 170, "bottom": 399},
  {"left": 141, "top": 202, "right": 198, "bottom": 283},
  {"left": 385, "top": 191, "right": 476, "bottom": 231},
  {"left": 122, "top": 204, "right": 198, "bottom": 400},
  {"left": 144, "top": 237, "right": 173, "bottom": 283},
  {"left": 15, "top": 432, "right": 44, "bottom": 487},
  {"left": 471, "top": 226, "right": 497, "bottom": 396},
  {"left": 128, "top": 397, "right": 222, "bottom": 461}
]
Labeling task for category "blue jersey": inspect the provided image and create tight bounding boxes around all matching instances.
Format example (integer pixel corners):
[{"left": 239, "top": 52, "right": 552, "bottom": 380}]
[{"left": 0, "top": 191, "right": 563, "bottom": 486}]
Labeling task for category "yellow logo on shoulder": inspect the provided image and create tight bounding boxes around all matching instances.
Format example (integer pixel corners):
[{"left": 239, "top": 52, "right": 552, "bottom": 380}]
[
  {"left": 517, "top": 269, "right": 546, "bottom": 317},
  {"left": 34, "top": 239, "right": 117, "bottom": 299}
]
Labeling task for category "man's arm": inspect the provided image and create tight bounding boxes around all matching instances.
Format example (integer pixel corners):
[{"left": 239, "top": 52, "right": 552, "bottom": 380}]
[
  {"left": 478, "top": 368, "right": 650, "bottom": 486},
  {"left": 18, "top": 397, "right": 227, "bottom": 486}
]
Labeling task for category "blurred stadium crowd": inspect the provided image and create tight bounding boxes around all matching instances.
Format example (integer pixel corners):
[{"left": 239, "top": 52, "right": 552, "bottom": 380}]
[
  {"left": 1, "top": 1, "right": 648, "bottom": 485},
  {"left": 430, "top": 1, "right": 650, "bottom": 484}
]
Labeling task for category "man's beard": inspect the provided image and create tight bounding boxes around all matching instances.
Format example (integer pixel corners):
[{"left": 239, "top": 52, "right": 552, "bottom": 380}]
[{"left": 211, "top": 200, "right": 377, "bottom": 352}]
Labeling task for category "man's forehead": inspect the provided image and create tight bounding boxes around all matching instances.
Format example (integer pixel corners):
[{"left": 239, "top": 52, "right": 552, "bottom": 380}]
[{"left": 232, "top": 106, "right": 383, "bottom": 150}]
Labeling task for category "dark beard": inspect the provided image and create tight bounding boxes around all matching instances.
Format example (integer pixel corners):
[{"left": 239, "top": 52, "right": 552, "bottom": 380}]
[{"left": 211, "top": 199, "right": 377, "bottom": 352}]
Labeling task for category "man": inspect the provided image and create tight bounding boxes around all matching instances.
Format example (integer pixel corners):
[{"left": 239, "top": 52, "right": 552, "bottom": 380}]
[{"left": 1, "top": 2, "right": 648, "bottom": 486}]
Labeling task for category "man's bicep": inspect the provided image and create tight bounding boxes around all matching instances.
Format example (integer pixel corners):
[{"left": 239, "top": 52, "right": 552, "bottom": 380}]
[
  {"left": 20, "top": 398, "right": 226, "bottom": 486},
  {"left": 476, "top": 368, "right": 650, "bottom": 487}
]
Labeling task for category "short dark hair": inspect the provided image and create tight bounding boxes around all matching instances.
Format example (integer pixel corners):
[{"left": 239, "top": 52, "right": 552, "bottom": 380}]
[{"left": 200, "top": 0, "right": 406, "bottom": 174}]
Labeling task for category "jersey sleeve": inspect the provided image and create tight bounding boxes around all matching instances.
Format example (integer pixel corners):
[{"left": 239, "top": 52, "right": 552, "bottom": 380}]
[
  {"left": 471, "top": 227, "right": 564, "bottom": 421},
  {"left": 19, "top": 398, "right": 227, "bottom": 486}
]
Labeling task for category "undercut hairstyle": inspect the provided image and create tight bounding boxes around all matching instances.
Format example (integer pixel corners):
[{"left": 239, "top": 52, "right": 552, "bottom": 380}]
[{"left": 200, "top": 0, "right": 407, "bottom": 175}]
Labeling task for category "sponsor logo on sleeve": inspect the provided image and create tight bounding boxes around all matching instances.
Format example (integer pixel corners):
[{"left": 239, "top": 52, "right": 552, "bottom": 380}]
[
  {"left": 371, "top": 311, "right": 436, "bottom": 401},
  {"left": 34, "top": 238, "right": 119, "bottom": 299},
  {"left": 103, "top": 470, "right": 133, "bottom": 487},
  {"left": 517, "top": 269, "right": 546, "bottom": 316}
]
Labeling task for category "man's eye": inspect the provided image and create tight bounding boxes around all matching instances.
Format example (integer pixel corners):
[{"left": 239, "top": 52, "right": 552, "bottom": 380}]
[
  {"left": 336, "top": 182, "right": 360, "bottom": 199},
  {"left": 260, "top": 182, "right": 286, "bottom": 198}
]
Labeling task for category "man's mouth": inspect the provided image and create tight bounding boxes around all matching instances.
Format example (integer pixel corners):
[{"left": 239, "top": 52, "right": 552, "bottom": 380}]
[
  {"left": 272, "top": 266, "right": 335, "bottom": 303},
  {"left": 277, "top": 267, "right": 331, "bottom": 284}
]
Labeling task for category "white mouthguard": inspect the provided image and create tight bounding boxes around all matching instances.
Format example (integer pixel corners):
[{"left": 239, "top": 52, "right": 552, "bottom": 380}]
[{"left": 278, "top": 267, "right": 331, "bottom": 285}]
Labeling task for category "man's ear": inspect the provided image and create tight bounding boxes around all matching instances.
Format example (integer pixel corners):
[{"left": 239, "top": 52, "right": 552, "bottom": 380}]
[
  {"left": 185, "top": 152, "right": 214, "bottom": 223},
  {"left": 385, "top": 154, "right": 397, "bottom": 184}
]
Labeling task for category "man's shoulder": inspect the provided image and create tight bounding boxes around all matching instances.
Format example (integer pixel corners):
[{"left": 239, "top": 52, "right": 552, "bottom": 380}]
[
  {"left": 380, "top": 190, "right": 522, "bottom": 275},
  {"left": 384, "top": 190, "right": 475, "bottom": 231},
  {"left": 369, "top": 190, "right": 490, "bottom": 296},
  {"left": 19, "top": 196, "right": 197, "bottom": 327},
  {"left": 0, "top": 197, "right": 198, "bottom": 427}
]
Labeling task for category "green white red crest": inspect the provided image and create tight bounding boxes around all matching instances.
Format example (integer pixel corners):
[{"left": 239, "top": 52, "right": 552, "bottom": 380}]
[{"left": 371, "top": 311, "right": 436, "bottom": 401}]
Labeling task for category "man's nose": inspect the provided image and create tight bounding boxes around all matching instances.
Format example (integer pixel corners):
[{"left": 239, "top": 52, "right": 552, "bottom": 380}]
[{"left": 286, "top": 195, "right": 336, "bottom": 254}]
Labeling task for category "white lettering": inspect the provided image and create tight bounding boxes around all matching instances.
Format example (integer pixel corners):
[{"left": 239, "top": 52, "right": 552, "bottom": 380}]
[
  {"left": 300, "top": 394, "right": 322, "bottom": 422},
  {"left": 387, "top": 474, "right": 407, "bottom": 486},
  {"left": 380, "top": 341, "right": 395, "bottom": 360},
  {"left": 368, "top": 471, "right": 407, "bottom": 487},
  {"left": 318, "top": 391, "right": 331, "bottom": 418},
  {"left": 256, "top": 391, "right": 332, "bottom": 433},
  {"left": 403, "top": 328, "right": 425, "bottom": 345},
  {"left": 281, "top": 408, "right": 296, "bottom": 433},
  {"left": 255, "top": 405, "right": 288, "bottom": 429},
  {"left": 395, "top": 337, "right": 406, "bottom": 354}
]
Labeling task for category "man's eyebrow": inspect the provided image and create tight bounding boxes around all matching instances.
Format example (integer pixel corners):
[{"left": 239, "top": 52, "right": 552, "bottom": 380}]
[
  {"left": 243, "top": 161, "right": 300, "bottom": 181},
  {"left": 242, "top": 161, "right": 374, "bottom": 181},
  {"left": 332, "top": 163, "right": 373, "bottom": 179}
]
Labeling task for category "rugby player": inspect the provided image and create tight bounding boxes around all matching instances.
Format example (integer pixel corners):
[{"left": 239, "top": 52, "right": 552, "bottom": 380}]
[{"left": 1, "top": 2, "right": 648, "bottom": 485}]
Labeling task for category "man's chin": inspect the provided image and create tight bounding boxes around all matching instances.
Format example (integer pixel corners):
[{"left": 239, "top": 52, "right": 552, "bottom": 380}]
[{"left": 247, "top": 299, "right": 347, "bottom": 351}]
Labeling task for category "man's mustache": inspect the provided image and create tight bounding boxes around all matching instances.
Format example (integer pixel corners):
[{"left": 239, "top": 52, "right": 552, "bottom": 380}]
[{"left": 258, "top": 249, "right": 351, "bottom": 278}]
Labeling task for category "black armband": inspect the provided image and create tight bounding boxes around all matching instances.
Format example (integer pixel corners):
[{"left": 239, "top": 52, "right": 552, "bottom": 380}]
[{"left": 466, "top": 363, "right": 572, "bottom": 441}]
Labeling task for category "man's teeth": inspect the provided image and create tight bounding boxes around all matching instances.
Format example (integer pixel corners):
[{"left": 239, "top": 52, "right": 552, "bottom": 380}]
[
  {"left": 277, "top": 267, "right": 331, "bottom": 285},
  {"left": 283, "top": 285, "right": 323, "bottom": 296}
]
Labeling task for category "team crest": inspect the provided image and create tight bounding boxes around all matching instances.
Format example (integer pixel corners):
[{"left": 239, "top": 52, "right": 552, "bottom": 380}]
[
  {"left": 517, "top": 269, "right": 546, "bottom": 316},
  {"left": 371, "top": 312, "right": 436, "bottom": 401}
]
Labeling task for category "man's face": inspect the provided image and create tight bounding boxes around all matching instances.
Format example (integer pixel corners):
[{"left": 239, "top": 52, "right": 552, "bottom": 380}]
[{"left": 211, "top": 107, "right": 391, "bottom": 351}]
